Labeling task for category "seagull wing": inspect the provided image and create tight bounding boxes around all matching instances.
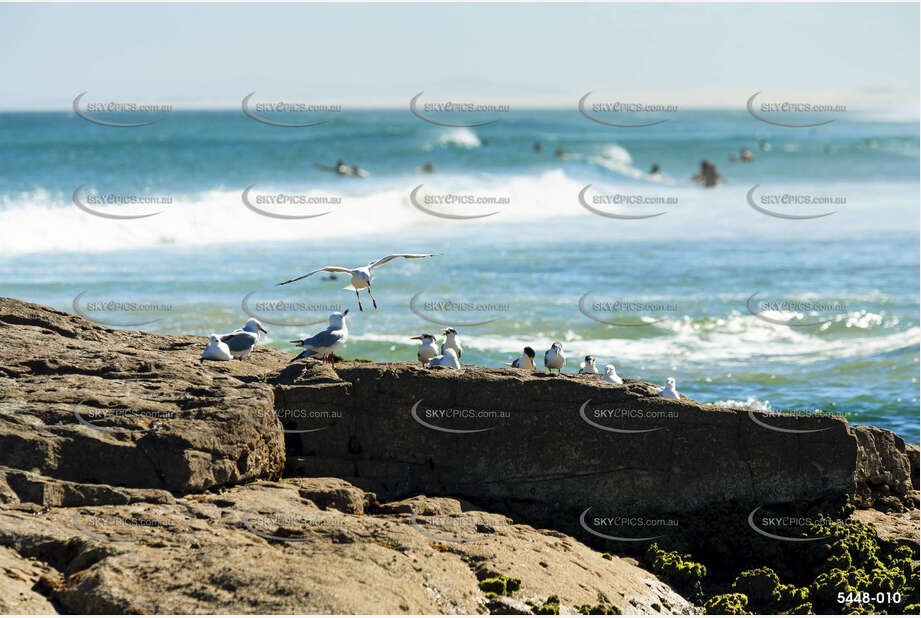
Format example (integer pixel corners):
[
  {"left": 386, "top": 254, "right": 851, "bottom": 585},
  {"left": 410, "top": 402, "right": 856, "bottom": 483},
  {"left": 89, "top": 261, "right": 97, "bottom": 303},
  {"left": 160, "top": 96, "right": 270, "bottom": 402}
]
[
  {"left": 278, "top": 266, "right": 352, "bottom": 286},
  {"left": 368, "top": 254, "right": 438, "bottom": 269},
  {"left": 300, "top": 328, "right": 344, "bottom": 351},
  {"left": 220, "top": 331, "right": 257, "bottom": 352},
  {"left": 544, "top": 349, "right": 551, "bottom": 366}
]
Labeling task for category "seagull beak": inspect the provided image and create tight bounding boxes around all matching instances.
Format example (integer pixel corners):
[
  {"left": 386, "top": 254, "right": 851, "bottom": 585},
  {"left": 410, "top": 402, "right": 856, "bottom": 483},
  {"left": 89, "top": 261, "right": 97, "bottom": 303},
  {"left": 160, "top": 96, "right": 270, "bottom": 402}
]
[
  {"left": 410, "top": 336, "right": 422, "bottom": 340},
  {"left": 259, "top": 326, "right": 268, "bottom": 334},
  {"left": 343, "top": 309, "right": 350, "bottom": 316}
]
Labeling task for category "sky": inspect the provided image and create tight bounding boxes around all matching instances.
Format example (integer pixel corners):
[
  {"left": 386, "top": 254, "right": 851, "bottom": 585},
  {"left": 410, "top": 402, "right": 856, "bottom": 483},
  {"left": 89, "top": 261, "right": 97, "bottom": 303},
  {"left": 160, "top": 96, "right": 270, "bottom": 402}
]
[{"left": 0, "top": 2, "right": 918, "bottom": 110}]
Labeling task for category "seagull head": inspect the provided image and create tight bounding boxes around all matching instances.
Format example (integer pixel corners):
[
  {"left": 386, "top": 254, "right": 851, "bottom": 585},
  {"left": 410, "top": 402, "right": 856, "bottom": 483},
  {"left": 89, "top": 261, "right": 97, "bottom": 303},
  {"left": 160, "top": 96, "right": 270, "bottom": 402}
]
[
  {"left": 411, "top": 333, "right": 436, "bottom": 343},
  {"left": 443, "top": 327, "right": 457, "bottom": 336},
  {"left": 243, "top": 318, "right": 268, "bottom": 334},
  {"left": 329, "top": 309, "right": 349, "bottom": 329},
  {"left": 523, "top": 346, "right": 535, "bottom": 358},
  {"left": 551, "top": 341, "right": 563, "bottom": 352},
  {"left": 584, "top": 355, "right": 595, "bottom": 364},
  {"left": 209, "top": 334, "right": 221, "bottom": 344},
  {"left": 603, "top": 364, "right": 616, "bottom": 375},
  {"left": 665, "top": 377, "right": 676, "bottom": 389}
]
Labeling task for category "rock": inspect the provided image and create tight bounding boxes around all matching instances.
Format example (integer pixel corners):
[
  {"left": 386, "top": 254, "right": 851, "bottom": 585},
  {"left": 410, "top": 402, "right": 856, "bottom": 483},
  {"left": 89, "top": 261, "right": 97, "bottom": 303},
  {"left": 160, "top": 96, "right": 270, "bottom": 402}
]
[
  {"left": 850, "top": 497, "right": 920, "bottom": 546},
  {"left": 0, "top": 297, "right": 286, "bottom": 494},
  {"left": 275, "top": 362, "right": 919, "bottom": 525},
  {"left": 0, "top": 478, "right": 692, "bottom": 614},
  {"left": 0, "top": 545, "right": 59, "bottom": 614}
]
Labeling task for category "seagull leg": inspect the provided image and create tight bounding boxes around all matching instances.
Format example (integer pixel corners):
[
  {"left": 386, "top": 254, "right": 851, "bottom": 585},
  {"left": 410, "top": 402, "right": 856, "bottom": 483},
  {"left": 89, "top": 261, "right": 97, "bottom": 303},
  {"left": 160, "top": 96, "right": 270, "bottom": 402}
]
[
  {"left": 368, "top": 286, "right": 378, "bottom": 309},
  {"left": 355, "top": 289, "right": 363, "bottom": 311}
]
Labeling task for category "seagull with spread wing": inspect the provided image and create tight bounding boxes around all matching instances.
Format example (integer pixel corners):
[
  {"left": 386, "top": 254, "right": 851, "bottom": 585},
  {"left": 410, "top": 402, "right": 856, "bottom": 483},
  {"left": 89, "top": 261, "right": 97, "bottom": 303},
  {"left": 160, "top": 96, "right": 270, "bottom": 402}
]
[{"left": 278, "top": 253, "right": 439, "bottom": 311}]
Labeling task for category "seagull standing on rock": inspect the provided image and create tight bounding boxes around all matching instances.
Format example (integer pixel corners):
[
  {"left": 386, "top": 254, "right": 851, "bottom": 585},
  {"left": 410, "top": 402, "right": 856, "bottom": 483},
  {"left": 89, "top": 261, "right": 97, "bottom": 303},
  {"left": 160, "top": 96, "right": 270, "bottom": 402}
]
[
  {"left": 220, "top": 318, "right": 268, "bottom": 360},
  {"left": 579, "top": 355, "right": 598, "bottom": 374},
  {"left": 201, "top": 334, "right": 233, "bottom": 361},
  {"left": 544, "top": 342, "right": 566, "bottom": 374},
  {"left": 428, "top": 347, "right": 461, "bottom": 369},
  {"left": 657, "top": 377, "right": 679, "bottom": 399},
  {"left": 290, "top": 310, "right": 350, "bottom": 365},
  {"left": 411, "top": 333, "right": 439, "bottom": 367},
  {"left": 441, "top": 328, "right": 462, "bottom": 359},
  {"left": 505, "top": 346, "right": 536, "bottom": 371},
  {"left": 601, "top": 364, "right": 623, "bottom": 384},
  {"left": 277, "top": 253, "right": 439, "bottom": 311}
]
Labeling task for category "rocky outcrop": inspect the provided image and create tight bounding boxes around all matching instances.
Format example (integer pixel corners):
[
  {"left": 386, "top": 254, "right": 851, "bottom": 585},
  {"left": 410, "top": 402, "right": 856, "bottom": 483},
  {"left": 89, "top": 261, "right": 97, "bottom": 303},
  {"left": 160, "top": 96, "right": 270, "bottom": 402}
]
[
  {"left": 0, "top": 472, "right": 691, "bottom": 614},
  {"left": 0, "top": 297, "right": 286, "bottom": 494},
  {"left": 274, "top": 362, "right": 917, "bottom": 525},
  {"left": 0, "top": 297, "right": 917, "bottom": 614}
]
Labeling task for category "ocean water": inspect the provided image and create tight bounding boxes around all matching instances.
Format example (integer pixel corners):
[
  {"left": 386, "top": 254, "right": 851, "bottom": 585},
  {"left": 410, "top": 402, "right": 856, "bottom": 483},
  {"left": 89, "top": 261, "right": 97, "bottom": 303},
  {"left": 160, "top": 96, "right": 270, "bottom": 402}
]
[{"left": 0, "top": 109, "right": 918, "bottom": 441}]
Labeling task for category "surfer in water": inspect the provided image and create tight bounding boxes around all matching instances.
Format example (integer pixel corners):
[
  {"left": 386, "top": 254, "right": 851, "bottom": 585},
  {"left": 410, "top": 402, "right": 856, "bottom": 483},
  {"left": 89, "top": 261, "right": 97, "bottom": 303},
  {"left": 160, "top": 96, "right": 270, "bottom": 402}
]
[{"left": 692, "top": 160, "right": 722, "bottom": 188}]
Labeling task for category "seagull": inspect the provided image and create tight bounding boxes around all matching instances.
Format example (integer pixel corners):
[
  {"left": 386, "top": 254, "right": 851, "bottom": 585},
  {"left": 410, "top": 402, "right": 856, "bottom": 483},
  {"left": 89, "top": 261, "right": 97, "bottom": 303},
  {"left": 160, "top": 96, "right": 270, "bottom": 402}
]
[
  {"left": 201, "top": 334, "right": 233, "bottom": 361},
  {"left": 601, "top": 364, "right": 623, "bottom": 384},
  {"left": 543, "top": 342, "right": 565, "bottom": 374},
  {"left": 657, "top": 377, "right": 679, "bottom": 399},
  {"left": 428, "top": 347, "right": 461, "bottom": 370},
  {"left": 219, "top": 318, "right": 268, "bottom": 360},
  {"left": 410, "top": 333, "right": 439, "bottom": 367},
  {"left": 579, "top": 355, "right": 599, "bottom": 375},
  {"left": 504, "top": 346, "right": 536, "bottom": 371},
  {"left": 441, "top": 328, "right": 462, "bottom": 359},
  {"left": 277, "top": 253, "right": 439, "bottom": 311},
  {"left": 290, "top": 310, "right": 349, "bottom": 365}
]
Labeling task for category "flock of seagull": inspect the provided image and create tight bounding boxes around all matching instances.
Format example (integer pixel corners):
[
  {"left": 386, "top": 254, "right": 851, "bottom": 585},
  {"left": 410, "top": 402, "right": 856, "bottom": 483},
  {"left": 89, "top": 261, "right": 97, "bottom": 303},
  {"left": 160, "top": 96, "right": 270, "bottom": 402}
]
[{"left": 200, "top": 253, "right": 680, "bottom": 399}]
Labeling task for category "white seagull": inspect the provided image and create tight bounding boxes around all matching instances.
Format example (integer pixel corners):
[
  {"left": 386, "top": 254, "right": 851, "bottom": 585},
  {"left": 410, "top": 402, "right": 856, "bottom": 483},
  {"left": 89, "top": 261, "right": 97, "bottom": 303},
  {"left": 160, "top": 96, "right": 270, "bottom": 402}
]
[
  {"left": 290, "top": 310, "right": 350, "bottom": 365},
  {"left": 277, "top": 253, "right": 439, "bottom": 311},
  {"left": 579, "top": 355, "right": 599, "bottom": 375},
  {"left": 441, "top": 328, "right": 462, "bottom": 359},
  {"left": 657, "top": 377, "right": 679, "bottom": 399},
  {"left": 428, "top": 347, "right": 461, "bottom": 370},
  {"left": 219, "top": 318, "right": 268, "bottom": 359},
  {"left": 504, "top": 346, "right": 536, "bottom": 371},
  {"left": 544, "top": 342, "right": 566, "bottom": 374},
  {"left": 411, "top": 333, "right": 439, "bottom": 367},
  {"left": 601, "top": 364, "right": 623, "bottom": 384},
  {"left": 201, "top": 334, "right": 233, "bottom": 361}
]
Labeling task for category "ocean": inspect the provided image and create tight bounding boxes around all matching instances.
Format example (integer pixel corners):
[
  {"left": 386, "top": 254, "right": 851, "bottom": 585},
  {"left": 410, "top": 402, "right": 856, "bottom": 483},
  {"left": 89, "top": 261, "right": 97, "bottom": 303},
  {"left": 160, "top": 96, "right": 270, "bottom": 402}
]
[{"left": 0, "top": 108, "right": 917, "bottom": 441}]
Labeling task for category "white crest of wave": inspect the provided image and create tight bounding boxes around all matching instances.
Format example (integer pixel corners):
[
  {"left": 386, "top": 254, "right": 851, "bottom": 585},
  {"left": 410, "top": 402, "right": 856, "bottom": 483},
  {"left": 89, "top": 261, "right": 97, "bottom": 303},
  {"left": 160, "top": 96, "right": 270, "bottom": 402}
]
[{"left": 437, "top": 128, "right": 481, "bottom": 149}]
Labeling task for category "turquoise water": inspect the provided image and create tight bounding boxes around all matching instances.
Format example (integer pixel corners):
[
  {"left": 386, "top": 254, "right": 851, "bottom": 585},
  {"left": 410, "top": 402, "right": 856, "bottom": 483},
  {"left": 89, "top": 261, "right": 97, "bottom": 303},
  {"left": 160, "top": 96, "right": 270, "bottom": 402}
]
[{"left": 0, "top": 109, "right": 917, "bottom": 441}]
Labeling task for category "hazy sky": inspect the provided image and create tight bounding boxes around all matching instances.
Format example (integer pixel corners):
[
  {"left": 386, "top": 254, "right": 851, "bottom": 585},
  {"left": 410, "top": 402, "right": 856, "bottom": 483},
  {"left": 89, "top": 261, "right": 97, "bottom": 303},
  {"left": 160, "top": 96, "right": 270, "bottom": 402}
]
[{"left": 1, "top": 2, "right": 918, "bottom": 109}]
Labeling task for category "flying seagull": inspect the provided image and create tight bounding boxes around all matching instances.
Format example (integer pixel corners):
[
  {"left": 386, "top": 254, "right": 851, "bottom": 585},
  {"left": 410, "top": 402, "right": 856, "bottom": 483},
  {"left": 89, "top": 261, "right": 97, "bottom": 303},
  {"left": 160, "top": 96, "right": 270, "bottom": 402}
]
[{"left": 278, "top": 253, "right": 438, "bottom": 311}]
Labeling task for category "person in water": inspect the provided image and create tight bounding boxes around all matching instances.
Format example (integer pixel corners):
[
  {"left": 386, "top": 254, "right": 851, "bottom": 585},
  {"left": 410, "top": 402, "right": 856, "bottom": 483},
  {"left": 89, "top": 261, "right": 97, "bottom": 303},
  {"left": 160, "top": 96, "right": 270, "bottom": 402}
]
[
  {"left": 533, "top": 142, "right": 543, "bottom": 153},
  {"left": 649, "top": 163, "right": 661, "bottom": 176},
  {"left": 417, "top": 161, "right": 436, "bottom": 173},
  {"left": 554, "top": 147, "right": 569, "bottom": 158},
  {"left": 692, "top": 160, "right": 722, "bottom": 188},
  {"left": 740, "top": 148, "right": 754, "bottom": 163}
]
